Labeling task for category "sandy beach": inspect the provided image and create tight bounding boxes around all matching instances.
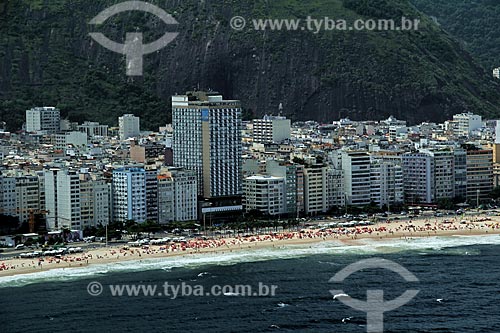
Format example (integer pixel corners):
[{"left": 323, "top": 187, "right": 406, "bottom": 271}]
[{"left": 1, "top": 213, "right": 500, "bottom": 278}]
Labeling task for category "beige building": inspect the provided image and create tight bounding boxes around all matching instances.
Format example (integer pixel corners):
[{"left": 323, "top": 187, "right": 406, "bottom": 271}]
[
  {"left": 303, "top": 165, "right": 328, "bottom": 214},
  {"left": 130, "top": 141, "right": 165, "bottom": 164}
]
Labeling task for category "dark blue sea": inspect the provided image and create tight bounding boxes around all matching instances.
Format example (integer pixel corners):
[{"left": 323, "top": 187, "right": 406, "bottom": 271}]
[{"left": 1, "top": 235, "right": 500, "bottom": 332}]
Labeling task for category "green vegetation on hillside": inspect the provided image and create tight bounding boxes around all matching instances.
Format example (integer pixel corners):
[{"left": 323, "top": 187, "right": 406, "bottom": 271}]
[
  {"left": 0, "top": 0, "right": 499, "bottom": 131},
  {"left": 0, "top": 0, "right": 168, "bottom": 131},
  {"left": 411, "top": 0, "right": 500, "bottom": 70}
]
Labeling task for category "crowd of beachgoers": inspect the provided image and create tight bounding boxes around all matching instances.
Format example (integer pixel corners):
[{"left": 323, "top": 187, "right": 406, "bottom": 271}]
[{"left": 1, "top": 214, "right": 499, "bottom": 275}]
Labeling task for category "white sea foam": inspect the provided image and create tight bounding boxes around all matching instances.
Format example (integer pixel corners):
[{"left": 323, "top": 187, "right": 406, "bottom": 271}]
[
  {"left": 1, "top": 234, "right": 499, "bottom": 288},
  {"left": 333, "top": 293, "right": 349, "bottom": 299}
]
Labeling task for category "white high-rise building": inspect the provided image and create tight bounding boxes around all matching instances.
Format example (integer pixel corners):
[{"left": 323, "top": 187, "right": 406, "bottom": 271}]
[
  {"left": 370, "top": 158, "right": 404, "bottom": 208},
  {"left": 266, "top": 160, "right": 298, "bottom": 215},
  {"left": 402, "top": 152, "right": 435, "bottom": 204},
  {"left": 112, "top": 167, "right": 147, "bottom": 223},
  {"left": 0, "top": 176, "right": 16, "bottom": 218},
  {"left": 118, "top": 114, "right": 140, "bottom": 140},
  {"left": 0, "top": 173, "right": 41, "bottom": 227},
  {"left": 453, "top": 112, "right": 482, "bottom": 137},
  {"left": 44, "top": 169, "right": 81, "bottom": 230},
  {"left": 339, "top": 151, "right": 372, "bottom": 206},
  {"left": 422, "top": 149, "right": 455, "bottom": 201},
  {"left": 79, "top": 173, "right": 110, "bottom": 228},
  {"left": 157, "top": 168, "right": 198, "bottom": 224},
  {"left": 493, "top": 67, "right": 500, "bottom": 79},
  {"left": 495, "top": 120, "right": 500, "bottom": 145},
  {"left": 26, "top": 107, "right": 60, "bottom": 135},
  {"left": 244, "top": 175, "right": 286, "bottom": 216},
  {"left": 402, "top": 149, "right": 465, "bottom": 204},
  {"left": 172, "top": 91, "right": 242, "bottom": 198},
  {"left": 389, "top": 126, "right": 408, "bottom": 141},
  {"left": 253, "top": 115, "right": 291, "bottom": 144}
]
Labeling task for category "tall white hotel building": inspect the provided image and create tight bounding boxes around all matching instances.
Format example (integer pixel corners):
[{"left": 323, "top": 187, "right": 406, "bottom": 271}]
[
  {"left": 44, "top": 168, "right": 81, "bottom": 230},
  {"left": 112, "top": 167, "right": 147, "bottom": 223},
  {"left": 172, "top": 91, "right": 242, "bottom": 199}
]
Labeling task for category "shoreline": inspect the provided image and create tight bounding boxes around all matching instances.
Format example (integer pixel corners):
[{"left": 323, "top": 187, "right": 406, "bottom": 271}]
[{"left": 1, "top": 214, "right": 500, "bottom": 279}]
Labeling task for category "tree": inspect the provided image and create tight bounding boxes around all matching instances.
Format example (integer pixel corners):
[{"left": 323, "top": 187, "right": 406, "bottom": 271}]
[
  {"left": 437, "top": 198, "right": 454, "bottom": 210},
  {"left": 245, "top": 209, "right": 263, "bottom": 220},
  {"left": 241, "top": 108, "right": 254, "bottom": 121},
  {"left": 140, "top": 221, "right": 162, "bottom": 237},
  {"left": 292, "top": 157, "right": 305, "bottom": 165},
  {"left": 0, "top": 215, "right": 20, "bottom": 235},
  {"left": 83, "top": 226, "right": 98, "bottom": 237},
  {"left": 489, "top": 187, "right": 500, "bottom": 200}
]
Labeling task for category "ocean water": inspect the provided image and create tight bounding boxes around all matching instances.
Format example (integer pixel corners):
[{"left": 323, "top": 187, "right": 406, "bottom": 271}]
[{"left": 1, "top": 235, "right": 500, "bottom": 332}]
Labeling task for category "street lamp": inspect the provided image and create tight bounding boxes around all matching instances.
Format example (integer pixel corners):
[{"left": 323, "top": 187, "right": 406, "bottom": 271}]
[
  {"left": 344, "top": 192, "right": 348, "bottom": 215},
  {"left": 202, "top": 200, "right": 212, "bottom": 237},
  {"left": 203, "top": 211, "right": 206, "bottom": 237},
  {"left": 477, "top": 189, "right": 480, "bottom": 210}
]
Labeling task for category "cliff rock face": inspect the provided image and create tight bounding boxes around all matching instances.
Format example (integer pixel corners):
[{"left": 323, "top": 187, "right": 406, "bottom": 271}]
[{"left": 1, "top": 0, "right": 499, "bottom": 130}]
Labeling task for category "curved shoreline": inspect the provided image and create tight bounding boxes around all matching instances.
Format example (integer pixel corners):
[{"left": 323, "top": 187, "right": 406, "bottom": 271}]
[{"left": 1, "top": 214, "right": 500, "bottom": 279}]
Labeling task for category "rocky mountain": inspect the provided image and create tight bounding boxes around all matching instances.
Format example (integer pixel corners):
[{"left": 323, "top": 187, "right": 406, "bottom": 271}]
[{"left": 1, "top": 0, "right": 499, "bottom": 131}]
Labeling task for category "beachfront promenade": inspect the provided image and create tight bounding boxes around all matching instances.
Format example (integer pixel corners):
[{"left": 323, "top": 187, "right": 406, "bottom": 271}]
[{"left": 1, "top": 213, "right": 499, "bottom": 277}]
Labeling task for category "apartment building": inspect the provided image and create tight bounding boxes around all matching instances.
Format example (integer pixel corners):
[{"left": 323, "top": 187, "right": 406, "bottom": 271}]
[
  {"left": 244, "top": 175, "right": 286, "bottom": 216},
  {"left": 157, "top": 168, "right": 198, "bottom": 223},
  {"left": 112, "top": 167, "right": 147, "bottom": 223},
  {"left": 172, "top": 91, "right": 242, "bottom": 198}
]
